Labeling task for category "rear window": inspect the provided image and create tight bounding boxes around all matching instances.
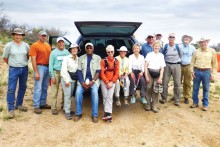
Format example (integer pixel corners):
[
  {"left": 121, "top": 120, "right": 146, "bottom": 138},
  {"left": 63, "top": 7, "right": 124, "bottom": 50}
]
[{"left": 78, "top": 38, "right": 134, "bottom": 58}]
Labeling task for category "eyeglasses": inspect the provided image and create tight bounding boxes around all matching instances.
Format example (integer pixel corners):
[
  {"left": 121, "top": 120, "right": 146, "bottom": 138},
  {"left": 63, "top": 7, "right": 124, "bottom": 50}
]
[
  {"left": 107, "top": 51, "right": 114, "bottom": 54},
  {"left": 169, "top": 36, "right": 175, "bottom": 39}
]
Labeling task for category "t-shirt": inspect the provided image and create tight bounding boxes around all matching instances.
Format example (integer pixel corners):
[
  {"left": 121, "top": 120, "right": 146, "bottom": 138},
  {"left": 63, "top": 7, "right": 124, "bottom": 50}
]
[
  {"left": 164, "top": 45, "right": 181, "bottom": 63},
  {"left": 29, "top": 41, "right": 51, "bottom": 64},
  {"left": 2, "top": 41, "right": 29, "bottom": 67},
  {"left": 145, "top": 52, "right": 166, "bottom": 69}
]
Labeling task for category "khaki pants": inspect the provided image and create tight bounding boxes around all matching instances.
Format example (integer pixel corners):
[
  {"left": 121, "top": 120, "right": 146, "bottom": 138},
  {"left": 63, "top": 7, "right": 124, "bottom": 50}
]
[
  {"left": 115, "top": 77, "right": 130, "bottom": 97},
  {"left": 51, "top": 71, "right": 64, "bottom": 109},
  {"left": 181, "top": 65, "right": 192, "bottom": 99},
  {"left": 146, "top": 72, "right": 160, "bottom": 108}
]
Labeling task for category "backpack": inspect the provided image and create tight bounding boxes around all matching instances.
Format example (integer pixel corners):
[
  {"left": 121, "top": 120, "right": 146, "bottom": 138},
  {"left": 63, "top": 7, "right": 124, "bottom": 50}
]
[
  {"left": 103, "top": 57, "right": 117, "bottom": 73},
  {"left": 163, "top": 44, "right": 181, "bottom": 58}
]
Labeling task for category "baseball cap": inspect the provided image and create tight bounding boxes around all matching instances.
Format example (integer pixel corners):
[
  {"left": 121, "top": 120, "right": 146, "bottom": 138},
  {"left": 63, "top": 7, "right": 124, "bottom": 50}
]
[
  {"left": 38, "top": 31, "right": 47, "bottom": 36},
  {"left": 57, "top": 37, "right": 65, "bottom": 42}
]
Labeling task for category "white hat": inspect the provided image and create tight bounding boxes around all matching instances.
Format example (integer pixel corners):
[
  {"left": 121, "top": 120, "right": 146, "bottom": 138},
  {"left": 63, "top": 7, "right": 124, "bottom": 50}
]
[
  {"left": 57, "top": 37, "right": 65, "bottom": 42},
  {"left": 11, "top": 28, "right": 25, "bottom": 36},
  {"left": 69, "top": 43, "right": 81, "bottom": 53},
  {"left": 38, "top": 31, "right": 47, "bottom": 36},
  {"left": 197, "top": 37, "right": 210, "bottom": 43},
  {"left": 146, "top": 33, "right": 155, "bottom": 39},
  {"left": 106, "top": 45, "right": 114, "bottom": 52},
  {"left": 117, "top": 46, "right": 129, "bottom": 53},
  {"left": 85, "top": 42, "right": 94, "bottom": 49}
]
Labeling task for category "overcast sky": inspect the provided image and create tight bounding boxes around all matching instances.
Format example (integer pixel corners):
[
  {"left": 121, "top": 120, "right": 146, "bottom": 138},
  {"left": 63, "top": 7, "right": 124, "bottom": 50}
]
[{"left": 2, "top": 0, "right": 220, "bottom": 45}]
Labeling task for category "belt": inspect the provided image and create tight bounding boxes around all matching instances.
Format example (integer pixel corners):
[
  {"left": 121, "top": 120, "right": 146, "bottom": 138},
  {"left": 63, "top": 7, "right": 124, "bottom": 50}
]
[
  {"left": 37, "top": 64, "right": 49, "bottom": 66},
  {"left": 194, "top": 67, "right": 211, "bottom": 71},
  {"left": 181, "top": 64, "right": 190, "bottom": 67},
  {"left": 166, "top": 62, "right": 181, "bottom": 64}
]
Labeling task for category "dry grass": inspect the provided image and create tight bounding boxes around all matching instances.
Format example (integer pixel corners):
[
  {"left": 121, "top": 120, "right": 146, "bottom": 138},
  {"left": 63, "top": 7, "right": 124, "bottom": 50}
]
[{"left": 0, "top": 70, "right": 8, "bottom": 87}]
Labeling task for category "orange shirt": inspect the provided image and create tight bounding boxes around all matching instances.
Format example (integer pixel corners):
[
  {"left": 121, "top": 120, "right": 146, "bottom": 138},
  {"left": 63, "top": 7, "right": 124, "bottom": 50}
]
[
  {"left": 100, "top": 57, "right": 119, "bottom": 84},
  {"left": 29, "top": 41, "right": 51, "bottom": 64}
]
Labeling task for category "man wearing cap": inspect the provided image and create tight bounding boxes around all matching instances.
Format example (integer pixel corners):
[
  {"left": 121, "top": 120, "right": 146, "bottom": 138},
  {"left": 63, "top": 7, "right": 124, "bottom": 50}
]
[
  {"left": 114, "top": 46, "right": 130, "bottom": 106},
  {"left": 141, "top": 34, "right": 155, "bottom": 58},
  {"left": 160, "top": 33, "right": 182, "bottom": 106},
  {"left": 2, "top": 28, "right": 29, "bottom": 118},
  {"left": 61, "top": 43, "right": 80, "bottom": 120},
  {"left": 49, "top": 37, "right": 70, "bottom": 115},
  {"left": 30, "top": 31, "right": 51, "bottom": 114},
  {"left": 190, "top": 38, "right": 217, "bottom": 111},
  {"left": 74, "top": 42, "right": 101, "bottom": 123},
  {"left": 100, "top": 45, "right": 119, "bottom": 122},
  {"left": 179, "top": 35, "right": 195, "bottom": 104}
]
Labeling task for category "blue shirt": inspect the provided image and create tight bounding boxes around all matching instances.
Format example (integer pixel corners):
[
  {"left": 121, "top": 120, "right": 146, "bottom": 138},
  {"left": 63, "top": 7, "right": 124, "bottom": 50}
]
[
  {"left": 141, "top": 43, "right": 153, "bottom": 58},
  {"left": 179, "top": 44, "right": 195, "bottom": 65}
]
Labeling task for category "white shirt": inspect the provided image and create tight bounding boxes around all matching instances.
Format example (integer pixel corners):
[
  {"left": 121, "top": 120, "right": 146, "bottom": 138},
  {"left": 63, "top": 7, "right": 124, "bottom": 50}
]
[
  {"left": 61, "top": 54, "right": 78, "bottom": 83},
  {"left": 145, "top": 52, "right": 166, "bottom": 69},
  {"left": 128, "top": 54, "right": 145, "bottom": 73}
]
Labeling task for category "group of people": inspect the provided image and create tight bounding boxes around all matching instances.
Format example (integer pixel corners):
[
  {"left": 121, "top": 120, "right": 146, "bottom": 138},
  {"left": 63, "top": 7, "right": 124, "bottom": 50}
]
[{"left": 2, "top": 28, "right": 218, "bottom": 123}]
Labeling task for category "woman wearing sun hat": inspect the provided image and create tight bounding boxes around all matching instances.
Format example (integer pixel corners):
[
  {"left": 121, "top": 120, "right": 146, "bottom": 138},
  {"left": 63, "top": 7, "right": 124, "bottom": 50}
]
[
  {"left": 144, "top": 41, "right": 166, "bottom": 113},
  {"left": 60, "top": 43, "right": 80, "bottom": 120}
]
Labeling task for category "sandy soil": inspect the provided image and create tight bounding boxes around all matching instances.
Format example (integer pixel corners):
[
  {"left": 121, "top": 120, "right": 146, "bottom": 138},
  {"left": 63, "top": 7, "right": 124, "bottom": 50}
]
[{"left": 0, "top": 59, "right": 220, "bottom": 147}]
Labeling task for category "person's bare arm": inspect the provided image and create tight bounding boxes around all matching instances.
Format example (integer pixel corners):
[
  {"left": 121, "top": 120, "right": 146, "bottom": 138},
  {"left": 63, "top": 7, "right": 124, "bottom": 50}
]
[
  {"left": 31, "top": 56, "right": 40, "bottom": 80},
  {"left": 3, "top": 58, "right": 8, "bottom": 64}
]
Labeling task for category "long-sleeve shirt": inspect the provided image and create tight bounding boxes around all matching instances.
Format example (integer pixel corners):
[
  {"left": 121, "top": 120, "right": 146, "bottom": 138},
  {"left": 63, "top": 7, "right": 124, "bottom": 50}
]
[
  {"left": 115, "top": 55, "right": 129, "bottom": 76},
  {"left": 100, "top": 56, "right": 119, "bottom": 84},
  {"left": 179, "top": 44, "right": 195, "bottom": 65},
  {"left": 128, "top": 54, "right": 145, "bottom": 73},
  {"left": 49, "top": 48, "right": 70, "bottom": 78},
  {"left": 190, "top": 47, "right": 217, "bottom": 76},
  {"left": 60, "top": 54, "right": 78, "bottom": 83}
]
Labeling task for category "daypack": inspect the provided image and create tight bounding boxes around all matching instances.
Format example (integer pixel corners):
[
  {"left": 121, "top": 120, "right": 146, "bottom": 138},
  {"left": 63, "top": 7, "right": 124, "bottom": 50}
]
[
  {"left": 163, "top": 44, "right": 181, "bottom": 58},
  {"left": 103, "top": 57, "right": 117, "bottom": 73}
]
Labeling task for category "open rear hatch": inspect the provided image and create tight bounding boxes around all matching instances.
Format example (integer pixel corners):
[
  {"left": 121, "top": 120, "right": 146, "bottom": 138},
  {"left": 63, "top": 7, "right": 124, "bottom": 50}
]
[{"left": 74, "top": 21, "right": 142, "bottom": 37}]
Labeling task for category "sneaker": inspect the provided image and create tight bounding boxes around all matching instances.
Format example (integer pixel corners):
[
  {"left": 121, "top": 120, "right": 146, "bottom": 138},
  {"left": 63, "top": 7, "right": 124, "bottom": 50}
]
[
  {"left": 102, "top": 113, "right": 108, "bottom": 121},
  {"left": 184, "top": 98, "right": 189, "bottom": 104},
  {"left": 140, "top": 97, "right": 147, "bottom": 104},
  {"left": 51, "top": 109, "right": 58, "bottom": 115},
  {"left": 124, "top": 98, "right": 129, "bottom": 105},
  {"left": 153, "top": 82, "right": 163, "bottom": 93},
  {"left": 106, "top": 116, "right": 112, "bottom": 122},
  {"left": 174, "top": 101, "right": 180, "bottom": 106},
  {"left": 190, "top": 104, "right": 199, "bottom": 108},
  {"left": 74, "top": 115, "right": 82, "bottom": 122},
  {"left": 145, "top": 105, "right": 151, "bottom": 111},
  {"left": 65, "top": 113, "right": 72, "bottom": 120},
  {"left": 202, "top": 106, "right": 208, "bottom": 111},
  {"left": 15, "top": 106, "right": 28, "bottom": 112},
  {"left": 34, "top": 108, "right": 42, "bottom": 114},
  {"left": 8, "top": 110, "right": 15, "bottom": 119},
  {"left": 92, "top": 116, "right": 98, "bottom": 123},
  {"left": 130, "top": 95, "right": 136, "bottom": 104},
  {"left": 159, "top": 99, "right": 167, "bottom": 104},
  {"left": 40, "top": 104, "right": 51, "bottom": 109},
  {"left": 151, "top": 106, "right": 158, "bottom": 113},
  {"left": 115, "top": 97, "right": 121, "bottom": 107}
]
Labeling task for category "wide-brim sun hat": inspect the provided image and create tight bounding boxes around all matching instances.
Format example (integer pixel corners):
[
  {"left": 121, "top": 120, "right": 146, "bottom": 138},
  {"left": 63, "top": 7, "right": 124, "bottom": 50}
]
[
  {"left": 117, "top": 46, "right": 129, "bottom": 53},
  {"left": 11, "top": 28, "right": 25, "bottom": 36},
  {"left": 182, "top": 35, "right": 193, "bottom": 43},
  {"left": 68, "top": 43, "right": 81, "bottom": 53},
  {"left": 197, "top": 37, "right": 210, "bottom": 43}
]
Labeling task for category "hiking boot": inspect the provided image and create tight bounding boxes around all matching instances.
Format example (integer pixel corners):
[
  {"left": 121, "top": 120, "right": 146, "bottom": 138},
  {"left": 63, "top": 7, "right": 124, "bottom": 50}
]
[
  {"left": 184, "top": 98, "right": 189, "bottom": 104},
  {"left": 152, "top": 106, "right": 158, "bottom": 113},
  {"left": 145, "top": 105, "right": 151, "bottom": 111},
  {"left": 159, "top": 99, "right": 167, "bottom": 104},
  {"left": 174, "top": 101, "right": 180, "bottom": 106},
  {"left": 202, "top": 106, "right": 208, "bottom": 111},
  {"left": 115, "top": 97, "right": 121, "bottom": 107},
  {"left": 130, "top": 95, "right": 136, "bottom": 104},
  {"left": 92, "top": 116, "right": 98, "bottom": 123},
  {"left": 34, "top": 108, "right": 42, "bottom": 114},
  {"left": 140, "top": 97, "right": 147, "bottom": 104},
  {"left": 124, "top": 97, "right": 129, "bottom": 105},
  {"left": 40, "top": 104, "right": 51, "bottom": 109},
  {"left": 51, "top": 109, "right": 58, "bottom": 115},
  {"left": 190, "top": 104, "right": 199, "bottom": 108},
  {"left": 15, "top": 106, "right": 28, "bottom": 112},
  {"left": 74, "top": 115, "right": 82, "bottom": 122},
  {"left": 65, "top": 113, "right": 72, "bottom": 120},
  {"left": 170, "top": 97, "right": 175, "bottom": 101},
  {"left": 8, "top": 110, "right": 15, "bottom": 119}
]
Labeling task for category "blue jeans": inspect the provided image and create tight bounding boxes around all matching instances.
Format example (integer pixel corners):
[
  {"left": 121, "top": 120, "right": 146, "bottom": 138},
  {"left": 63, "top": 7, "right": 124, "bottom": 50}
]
[
  {"left": 75, "top": 83, "right": 99, "bottom": 117},
  {"left": 7, "top": 66, "right": 28, "bottom": 111},
  {"left": 33, "top": 65, "right": 50, "bottom": 108},
  {"left": 192, "top": 69, "right": 211, "bottom": 106}
]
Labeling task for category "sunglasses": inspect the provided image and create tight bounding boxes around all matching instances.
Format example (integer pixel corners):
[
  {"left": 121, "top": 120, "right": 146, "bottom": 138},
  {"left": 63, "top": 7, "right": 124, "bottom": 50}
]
[
  {"left": 156, "top": 34, "right": 162, "bottom": 36},
  {"left": 107, "top": 51, "right": 114, "bottom": 54},
  {"left": 148, "top": 36, "right": 154, "bottom": 39},
  {"left": 169, "top": 36, "right": 175, "bottom": 38}
]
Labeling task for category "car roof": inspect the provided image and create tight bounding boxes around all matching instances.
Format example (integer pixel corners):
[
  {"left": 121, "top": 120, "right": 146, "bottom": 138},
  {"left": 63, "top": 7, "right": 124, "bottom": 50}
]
[{"left": 74, "top": 21, "right": 142, "bottom": 37}]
